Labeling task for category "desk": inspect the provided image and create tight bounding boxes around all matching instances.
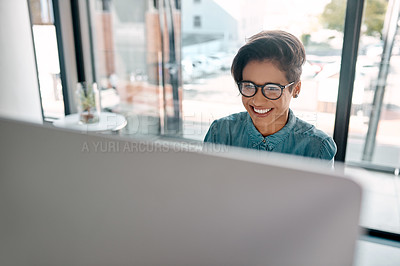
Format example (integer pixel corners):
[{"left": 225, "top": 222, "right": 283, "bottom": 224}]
[{"left": 53, "top": 112, "right": 127, "bottom": 132}]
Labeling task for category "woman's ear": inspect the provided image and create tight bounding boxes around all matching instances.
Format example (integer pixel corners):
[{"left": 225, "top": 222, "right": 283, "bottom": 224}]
[{"left": 292, "top": 81, "right": 301, "bottom": 98}]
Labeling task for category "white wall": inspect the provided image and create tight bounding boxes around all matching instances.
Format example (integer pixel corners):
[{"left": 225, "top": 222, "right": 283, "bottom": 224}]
[{"left": 0, "top": 0, "right": 43, "bottom": 123}]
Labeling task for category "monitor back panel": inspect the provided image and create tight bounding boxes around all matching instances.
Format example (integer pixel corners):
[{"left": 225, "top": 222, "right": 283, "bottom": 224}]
[{"left": 0, "top": 118, "right": 362, "bottom": 266}]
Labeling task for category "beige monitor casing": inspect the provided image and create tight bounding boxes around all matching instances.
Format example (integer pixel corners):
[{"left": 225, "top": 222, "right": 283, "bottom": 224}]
[{"left": 0, "top": 117, "right": 362, "bottom": 266}]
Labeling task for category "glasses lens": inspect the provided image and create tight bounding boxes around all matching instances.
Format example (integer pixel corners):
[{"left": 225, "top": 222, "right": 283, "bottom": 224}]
[
  {"left": 263, "top": 85, "right": 282, "bottom": 99},
  {"left": 239, "top": 82, "right": 256, "bottom": 97}
]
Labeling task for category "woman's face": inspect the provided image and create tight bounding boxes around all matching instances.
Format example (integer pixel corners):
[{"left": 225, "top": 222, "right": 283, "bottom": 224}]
[{"left": 241, "top": 60, "right": 300, "bottom": 136}]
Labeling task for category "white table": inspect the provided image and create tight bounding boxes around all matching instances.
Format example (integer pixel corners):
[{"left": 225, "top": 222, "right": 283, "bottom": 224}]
[{"left": 53, "top": 112, "right": 127, "bottom": 132}]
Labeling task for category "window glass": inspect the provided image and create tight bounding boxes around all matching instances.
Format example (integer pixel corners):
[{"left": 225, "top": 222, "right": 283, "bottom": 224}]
[
  {"left": 346, "top": 0, "right": 399, "bottom": 170},
  {"left": 181, "top": 0, "right": 345, "bottom": 141},
  {"left": 89, "top": 0, "right": 162, "bottom": 136},
  {"left": 28, "top": 0, "right": 64, "bottom": 118}
]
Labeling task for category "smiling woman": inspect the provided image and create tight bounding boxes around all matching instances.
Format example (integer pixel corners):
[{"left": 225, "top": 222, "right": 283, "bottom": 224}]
[{"left": 204, "top": 30, "right": 337, "bottom": 163}]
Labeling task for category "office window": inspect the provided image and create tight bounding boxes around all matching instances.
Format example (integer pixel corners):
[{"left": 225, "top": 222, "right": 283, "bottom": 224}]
[
  {"left": 346, "top": 0, "right": 398, "bottom": 170},
  {"left": 193, "top": 16, "right": 201, "bottom": 28},
  {"left": 87, "top": 0, "right": 182, "bottom": 136},
  {"left": 28, "top": 0, "right": 64, "bottom": 118}
]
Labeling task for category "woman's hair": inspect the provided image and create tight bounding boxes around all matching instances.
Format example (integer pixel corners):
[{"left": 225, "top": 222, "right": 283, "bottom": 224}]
[{"left": 231, "top": 30, "right": 306, "bottom": 91}]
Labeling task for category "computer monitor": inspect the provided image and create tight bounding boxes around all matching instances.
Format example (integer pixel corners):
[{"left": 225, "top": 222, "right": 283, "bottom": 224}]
[{"left": 0, "top": 117, "right": 362, "bottom": 265}]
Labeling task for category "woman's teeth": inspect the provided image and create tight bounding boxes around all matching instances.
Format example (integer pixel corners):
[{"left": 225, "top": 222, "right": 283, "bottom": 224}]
[{"left": 253, "top": 107, "right": 271, "bottom": 114}]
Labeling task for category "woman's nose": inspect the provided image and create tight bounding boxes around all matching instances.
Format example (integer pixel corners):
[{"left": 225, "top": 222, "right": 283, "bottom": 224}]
[{"left": 252, "top": 88, "right": 267, "bottom": 105}]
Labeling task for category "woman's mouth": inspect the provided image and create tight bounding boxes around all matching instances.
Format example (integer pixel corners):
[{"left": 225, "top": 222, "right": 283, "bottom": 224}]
[{"left": 252, "top": 106, "right": 272, "bottom": 115}]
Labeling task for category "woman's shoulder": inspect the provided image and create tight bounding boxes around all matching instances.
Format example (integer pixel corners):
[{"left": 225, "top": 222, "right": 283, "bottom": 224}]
[
  {"left": 293, "top": 116, "right": 330, "bottom": 140},
  {"left": 291, "top": 116, "right": 337, "bottom": 160},
  {"left": 212, "top": 112, "right": 248, "bottom": 126}
]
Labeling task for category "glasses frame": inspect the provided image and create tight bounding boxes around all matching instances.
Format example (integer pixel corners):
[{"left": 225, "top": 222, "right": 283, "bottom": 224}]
[{"left": 237, "top": 81, "right": 295, "bottom": 100}]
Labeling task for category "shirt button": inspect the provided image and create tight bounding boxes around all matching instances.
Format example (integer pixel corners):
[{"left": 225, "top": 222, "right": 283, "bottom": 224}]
[{"left": 262, "top": 139, "right": 266, "bottom": 143}]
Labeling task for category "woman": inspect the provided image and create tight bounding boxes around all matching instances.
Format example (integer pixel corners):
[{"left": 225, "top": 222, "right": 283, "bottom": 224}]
[{"left": 204, "top": 30, "right": 336, "bottom": 162}]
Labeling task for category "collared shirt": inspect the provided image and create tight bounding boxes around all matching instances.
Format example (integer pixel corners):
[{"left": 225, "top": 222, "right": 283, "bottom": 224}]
[{"left": 204, "top": 109, "right": 337, "bottom": 161}]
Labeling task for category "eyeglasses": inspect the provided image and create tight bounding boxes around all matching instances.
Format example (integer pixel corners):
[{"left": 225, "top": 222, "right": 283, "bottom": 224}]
[{"left": 237, "top": 81, "right": 295, "bottom": 100}]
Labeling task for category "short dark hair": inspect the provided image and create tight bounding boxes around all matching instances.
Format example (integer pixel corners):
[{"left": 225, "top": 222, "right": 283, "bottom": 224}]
[{"left": 231, "top": 30, "right": 306, "bottom": 91}]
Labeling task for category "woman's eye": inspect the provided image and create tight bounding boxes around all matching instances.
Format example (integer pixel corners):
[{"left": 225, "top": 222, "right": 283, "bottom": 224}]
[
  {"left": 266, "top": 86, "right": 280, "bottom": 91},
  {"left": 244, "top": 83, "right": 255, "bottom": 89}
]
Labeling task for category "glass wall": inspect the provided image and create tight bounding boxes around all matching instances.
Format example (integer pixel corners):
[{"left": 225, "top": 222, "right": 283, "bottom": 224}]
[
  {"left": 87, "top": 0, "right": 354, "bottom": 143},
  {"left": 89, "top": 0, "right": 157, "bottom": 136},
  {"left": 346, "top": 0, "right": 400, "bottom": 170},
  {"left": 28, "top": 0, "right": 64, "bottom": 118},
  {"left": 89, "top": 0, "right": 182, "bottom": 137},
  {"left": 181, "top": 0, "right": 346, "bottom": 141}
]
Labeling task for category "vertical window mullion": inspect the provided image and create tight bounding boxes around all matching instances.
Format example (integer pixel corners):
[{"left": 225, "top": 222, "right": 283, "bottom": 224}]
[
  {"left": 52, "top": 0, "right": 71, "bottom": 115},
  {"left": 70, "top": 0, "right": 86, "bottom": 83},
  {"left": 333, "top": 0, "right": 365, "bottom": 162}
]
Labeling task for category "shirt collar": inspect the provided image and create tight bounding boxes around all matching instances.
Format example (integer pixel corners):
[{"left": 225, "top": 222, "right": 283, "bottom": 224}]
[{"left": 246, "top": 109, "right": 296, "bottom": 148}]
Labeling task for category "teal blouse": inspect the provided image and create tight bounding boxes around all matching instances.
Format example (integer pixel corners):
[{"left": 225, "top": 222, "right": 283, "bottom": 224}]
[{"left": 204, "top": 109, "right": 337, "bottom": 161}]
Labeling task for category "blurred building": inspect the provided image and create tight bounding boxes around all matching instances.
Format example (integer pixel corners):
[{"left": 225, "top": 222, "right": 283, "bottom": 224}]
[{"left": 181, "top": 0, "right": 238, "bottom": 56}]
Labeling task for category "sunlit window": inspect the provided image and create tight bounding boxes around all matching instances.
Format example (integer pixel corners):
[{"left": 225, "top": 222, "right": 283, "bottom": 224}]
[
  {"left": 28, "top": 0, "right": 64, "bottom": 118},
  {"left": 347, "top": 0, "right": 399, "bottom": 170}
]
